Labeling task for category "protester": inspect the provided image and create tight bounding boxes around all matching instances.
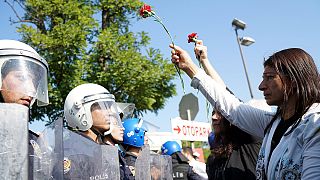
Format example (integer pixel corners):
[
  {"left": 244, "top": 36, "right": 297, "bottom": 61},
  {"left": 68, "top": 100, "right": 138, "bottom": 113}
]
[
  {"left": 192, "top": 151, "right": 201, "bottom": 161},
  {"left": 207, "top": 109, "right": 261, "bottom": 180},
  {"left": 161, "top": 141, "right": 202, "bottom": 180},
  {"left": 170, "top": 43, "right": 320, "bottom": 179},
  {"left": 194, "top": 40, "right": 261, "bottom": 180},
  {"left": 182, "top": 147, "right": 208, "bottom": 180}
]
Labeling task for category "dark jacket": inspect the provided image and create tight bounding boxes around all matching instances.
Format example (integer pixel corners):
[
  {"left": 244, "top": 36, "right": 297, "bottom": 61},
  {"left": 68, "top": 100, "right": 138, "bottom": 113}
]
[
  {"left": 171, "top": 152, "right": 203, "bottom": 180},
  {"left": 28, "top": 130, "right": 39, "bottom": 180},
  {"left": 124, "top": 151, "right": 138, "bottom": 176},
  {"left": 119, "top": 151, "right": 135, "bottom": 180},
  {"left": 206, "top": 125, "right": 261, "bottom": 180}
]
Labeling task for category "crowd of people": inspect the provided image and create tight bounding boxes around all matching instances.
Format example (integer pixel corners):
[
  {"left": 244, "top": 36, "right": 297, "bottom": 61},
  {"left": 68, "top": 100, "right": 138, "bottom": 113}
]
[{"left": 1, "top": 35, "right": 320, "bottom": 180}]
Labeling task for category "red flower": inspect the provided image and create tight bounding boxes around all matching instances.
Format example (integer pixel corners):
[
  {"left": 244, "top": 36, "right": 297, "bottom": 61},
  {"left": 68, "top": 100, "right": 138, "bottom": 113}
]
[
  {"left": 140, "top": 4, "right": 152, "bottom": 18},
  {"left": 188, "top": 32, "right": 198, "bottom": 43}
]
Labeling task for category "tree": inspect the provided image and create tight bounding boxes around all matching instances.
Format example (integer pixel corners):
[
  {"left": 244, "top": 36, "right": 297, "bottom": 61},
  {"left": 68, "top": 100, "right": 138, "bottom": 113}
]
[{"left": 5, "top": 0, "right": 177, "bottom": 123}]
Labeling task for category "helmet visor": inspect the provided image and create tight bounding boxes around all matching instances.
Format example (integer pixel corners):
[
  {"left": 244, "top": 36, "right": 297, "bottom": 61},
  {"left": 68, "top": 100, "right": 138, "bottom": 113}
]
[
  {"left": 89, "top": 100, "right": 123, "bottom": 129},
  {"left": 0, "top": 57, "right": 48, "bottom": 106}
]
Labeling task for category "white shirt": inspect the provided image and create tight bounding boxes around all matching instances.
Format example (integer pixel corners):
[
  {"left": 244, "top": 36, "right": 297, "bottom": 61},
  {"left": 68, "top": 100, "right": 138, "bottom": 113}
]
[
  {"left": 189, "top": 159, "right": 208, "bottom": 180},
  {"left": 191, "top": 69, "right": 320, "bottom": 179}
]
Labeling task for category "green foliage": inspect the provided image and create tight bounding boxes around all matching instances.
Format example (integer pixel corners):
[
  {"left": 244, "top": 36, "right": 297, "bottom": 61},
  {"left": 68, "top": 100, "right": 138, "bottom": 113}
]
[
  {"left": 182, "top": 141, "right": 211, "bottom": 162},
  {"left": 9, "top": 0, "right": 177, "bottom": 122},
  {"left": 203, "top": 148, "right": 211, "bottom": 163}
]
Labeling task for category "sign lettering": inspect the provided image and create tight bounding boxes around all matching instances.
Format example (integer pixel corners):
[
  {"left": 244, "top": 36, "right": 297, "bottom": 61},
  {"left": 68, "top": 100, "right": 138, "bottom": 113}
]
[{"left": 171, "top": 117, "right": 212, "bottom": 141}]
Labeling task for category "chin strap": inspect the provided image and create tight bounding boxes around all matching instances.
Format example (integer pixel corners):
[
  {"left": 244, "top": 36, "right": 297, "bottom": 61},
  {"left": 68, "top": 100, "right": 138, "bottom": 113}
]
[{"left": 90, "top": 127, "right": 105, "bottom": 144}]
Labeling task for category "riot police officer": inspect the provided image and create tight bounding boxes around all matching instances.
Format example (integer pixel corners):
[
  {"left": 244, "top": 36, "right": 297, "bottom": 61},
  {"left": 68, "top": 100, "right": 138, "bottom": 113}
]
[
  {"left": 0, "top": 39, "right": 49, "bottom": 107},
  {"left": 64, "top": 83, "right": 132, "bottom": 179},
  {"left": 102, "top": 115, "right": 135, "bottom": 180},
  {"left": 64, "top": 83, "right": 133, "bottom": 179},
  {"left": 122, "top": 117, "right": 148, "bottom": 176},
  {"left": 0, "top": 39, "right": 50, "bottom": 179},
  {"left": 64, "top": 83, "right": 120, "bottom": 143},
  {"left": 161, "top": 141, "right": 203, "bottom": 180}
]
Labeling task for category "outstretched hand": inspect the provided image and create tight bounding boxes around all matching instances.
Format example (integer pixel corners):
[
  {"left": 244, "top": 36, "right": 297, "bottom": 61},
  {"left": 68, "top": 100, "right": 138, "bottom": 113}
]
[
  {"left": 194, "top": 40, "right": 208, "bottom": 63},
  {"left": 169, "top": 44, "right": 198, "bottom": 78}
]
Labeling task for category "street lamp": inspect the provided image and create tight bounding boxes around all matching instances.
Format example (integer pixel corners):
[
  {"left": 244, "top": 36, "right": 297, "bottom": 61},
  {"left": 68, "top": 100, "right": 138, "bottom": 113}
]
[
  {"left": 232, "top": 18, "right": 255, "bottom": 99},
  {"left": 240, "top": 37, "right": 255, "bottom": 46}
]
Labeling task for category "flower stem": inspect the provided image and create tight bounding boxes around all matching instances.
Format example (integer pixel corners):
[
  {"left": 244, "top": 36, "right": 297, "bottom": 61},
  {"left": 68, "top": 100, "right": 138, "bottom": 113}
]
[
  {"left": 151, "top": 12, "right": 185, "bottom": 94},
  {"left": 152, "top": 13, "right": 175, "bottom": 46},
  {"left": 174, "top": 64, "right": 185, "bottom": 94}
]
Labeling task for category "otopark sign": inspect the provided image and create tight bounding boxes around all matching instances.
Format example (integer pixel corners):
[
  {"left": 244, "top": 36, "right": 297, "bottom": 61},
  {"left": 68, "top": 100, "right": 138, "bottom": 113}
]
[{"left": 171, "top": 117, "right": 212, "bottom": 141}]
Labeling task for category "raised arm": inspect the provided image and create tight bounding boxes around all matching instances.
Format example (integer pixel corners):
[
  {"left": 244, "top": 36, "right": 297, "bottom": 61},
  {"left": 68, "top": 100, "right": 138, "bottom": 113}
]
[
  {"left": 194, "top": 40, "right": 226, "bottom": 89},
  {"left": 170, "top": 44, "right": 272, "bottom": 138}
]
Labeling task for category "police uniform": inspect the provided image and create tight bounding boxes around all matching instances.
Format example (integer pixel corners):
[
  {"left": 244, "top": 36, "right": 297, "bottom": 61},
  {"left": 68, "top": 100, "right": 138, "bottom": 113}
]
[
  {"left": 63, "top": 132, "right": 106, "bottom": 180},
  {"left": 124, "top": 151, "right": 138, "bottom": 176},
  {"left": 28, "top": 130, "right": 40, "bottom": 180},
  {"left": 119, "top": 151, "right": 135, "bottom": 180},
  {"left": 171, "top": 152, "right": 203, "bottom": 180}
]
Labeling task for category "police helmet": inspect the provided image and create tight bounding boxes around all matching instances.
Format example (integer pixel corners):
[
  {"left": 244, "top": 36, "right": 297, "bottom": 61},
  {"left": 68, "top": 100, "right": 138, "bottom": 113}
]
[
  {"left": 122, "top": 118, "right": 147, "bottom": 147},
  {"left": 0, "top": 40, "right": 49, "bottom": 106},
  {"left": 64, "top": 83, "right": 123, "bottom": 134},
  {"left": 161, "top": 141, "right": 182, "bottom": 155}
]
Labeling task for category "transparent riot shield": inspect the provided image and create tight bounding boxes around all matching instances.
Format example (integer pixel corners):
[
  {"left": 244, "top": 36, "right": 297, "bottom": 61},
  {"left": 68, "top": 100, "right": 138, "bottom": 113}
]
[
  {"left": 150, "top": 154, "right": 173, "bottom": 180},
  {"left": 116, "top": 102, "right": 135, "bottom": 119},
  {"left": 63, "top": 128, "right": 120, "bottom": 179},
  {"left": 31, "top": 117, "right": 64, "bottom": 179},
  {"left": 0, "top": 103, "right": 29, "bottom": 179},
  {"left": 135, "top": 145, "right": 151, "bottom": 180}
]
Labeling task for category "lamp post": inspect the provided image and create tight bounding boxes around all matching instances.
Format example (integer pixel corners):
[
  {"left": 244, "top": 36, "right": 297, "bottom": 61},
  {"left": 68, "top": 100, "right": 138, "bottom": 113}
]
[{"left": 232, "top": 18, "right": 255, "bottom": 99}]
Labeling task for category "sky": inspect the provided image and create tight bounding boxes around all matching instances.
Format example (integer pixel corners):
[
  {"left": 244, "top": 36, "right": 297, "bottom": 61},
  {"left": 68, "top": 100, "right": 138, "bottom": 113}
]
[{"left": 1, "top": 1, "right": 320, "bottom": 133}]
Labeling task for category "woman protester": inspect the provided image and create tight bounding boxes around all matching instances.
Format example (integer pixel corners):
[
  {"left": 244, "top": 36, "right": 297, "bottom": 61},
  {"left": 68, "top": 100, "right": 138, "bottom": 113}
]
[{"left": 170, "top": 43, "right": 320, "bottom": 179}]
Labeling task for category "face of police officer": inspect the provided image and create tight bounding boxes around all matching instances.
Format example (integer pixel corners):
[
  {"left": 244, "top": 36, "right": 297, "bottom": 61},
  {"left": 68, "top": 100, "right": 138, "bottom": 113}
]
[
  {"left": 1, "top": 70, "right": 35, "bottom": 107},
  {"left": 110, "top": 121, "right": 124, "bottom": 142},
  {"left": 91, "top": 108, "right": 112, "bottom": 134}
]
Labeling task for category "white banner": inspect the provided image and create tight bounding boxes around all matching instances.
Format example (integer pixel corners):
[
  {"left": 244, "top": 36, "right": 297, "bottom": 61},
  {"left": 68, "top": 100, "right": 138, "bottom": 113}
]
[{"left": 170, "top": 117, "right": 211, "bottom": 141}]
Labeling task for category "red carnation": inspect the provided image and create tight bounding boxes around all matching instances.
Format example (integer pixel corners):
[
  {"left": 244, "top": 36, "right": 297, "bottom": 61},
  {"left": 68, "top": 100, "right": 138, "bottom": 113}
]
[
  {"left": 140, "top": 4, "right": 152, "bottom": 18},
  {"left": 188, "top": 33, "right": 198, "bottom": 43}
]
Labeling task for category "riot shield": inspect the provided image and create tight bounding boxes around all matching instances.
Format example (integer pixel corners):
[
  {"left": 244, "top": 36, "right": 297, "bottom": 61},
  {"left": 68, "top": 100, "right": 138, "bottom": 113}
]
[
  {"left": 31, "top": 117, "right": 64, "bottom": 179},
  {"left": 116, "top": 102, "right": 135, "bottom": 119},
  {"left": 0, "top": 103, "right": 29, "bottom": 179},
  {"left": 63, "top": 128, "right": 120, "bottom": 179},
  {"left": 135, "top": 145, "right": 151, "bottom": 180},
  {"left": 150, "top": 154, "right": 173, "bottom": 180}
]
